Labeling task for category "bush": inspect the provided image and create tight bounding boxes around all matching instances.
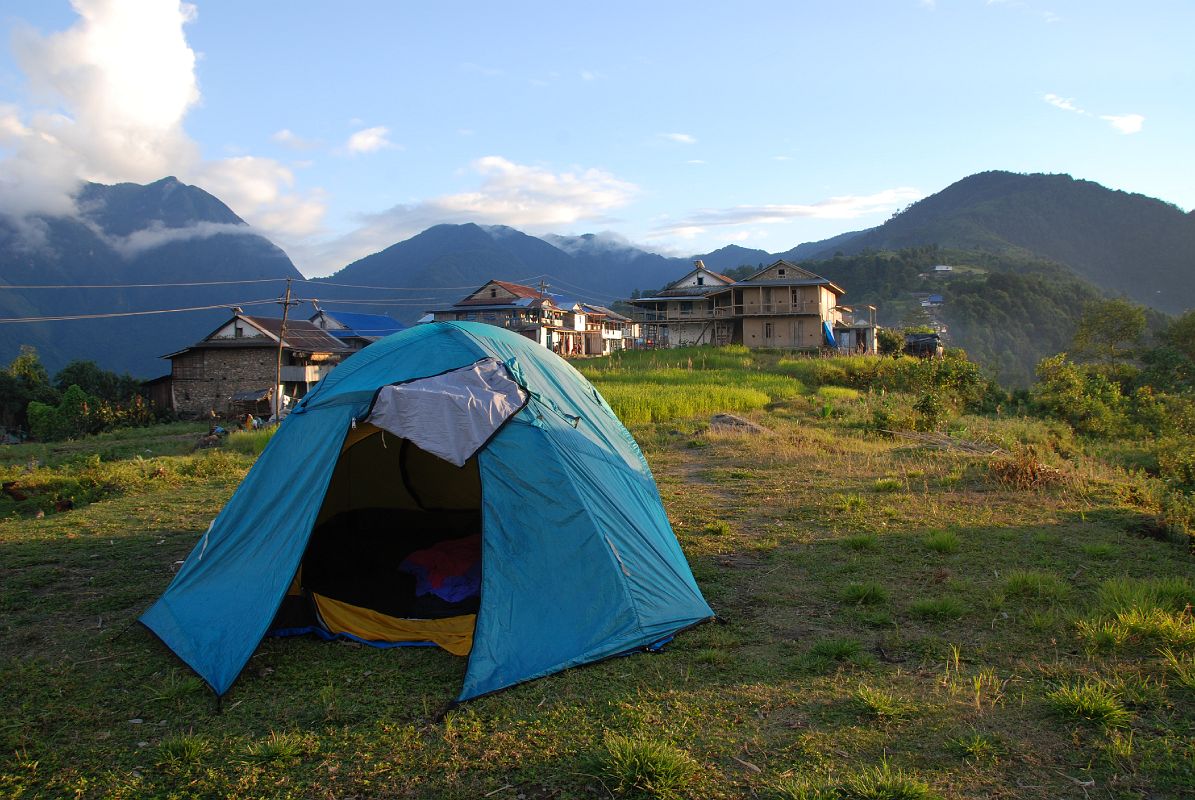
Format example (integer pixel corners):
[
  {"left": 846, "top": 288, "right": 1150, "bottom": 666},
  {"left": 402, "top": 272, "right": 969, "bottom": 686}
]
[
  {"left": 25, "top": 384, "right": 155, "bottom": 442},
  {"left": 1031, "top": 354, "right": 1127, "bottom": 436}
]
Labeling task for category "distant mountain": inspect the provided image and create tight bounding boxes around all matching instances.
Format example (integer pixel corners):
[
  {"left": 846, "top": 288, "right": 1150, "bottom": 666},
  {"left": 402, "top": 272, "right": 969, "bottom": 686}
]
[
  {"left": 0, "top": 177, "right": 301, "bottom": 376},
  {"left": 801, "top": 171, "right": 1195, "bottom": 314},
  {"left": 780, "top": 229, "right": 869, "bottom": 261},
  {"left": 312, "top": 224, "right": 692, "bottom": 314},
  {"left": 694, "top": 245, "right": 773, "bottom": 273}
]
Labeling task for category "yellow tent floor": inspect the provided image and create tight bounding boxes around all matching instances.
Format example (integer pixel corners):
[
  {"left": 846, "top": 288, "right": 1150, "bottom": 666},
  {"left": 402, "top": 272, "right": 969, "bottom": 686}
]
[{"left": 312, "top": 592, "right": 475, "bottom": 656}]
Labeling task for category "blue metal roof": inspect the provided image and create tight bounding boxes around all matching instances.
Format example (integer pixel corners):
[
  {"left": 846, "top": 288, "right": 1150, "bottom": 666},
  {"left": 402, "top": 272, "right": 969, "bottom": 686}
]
[{"left": 321, "top": 311, "right": 406, "bottom": 337}]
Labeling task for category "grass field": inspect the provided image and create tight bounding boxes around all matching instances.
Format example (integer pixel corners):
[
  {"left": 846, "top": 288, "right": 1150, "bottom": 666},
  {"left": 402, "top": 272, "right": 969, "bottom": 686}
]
[{"left": 0, "top": 352, "right": 1192, "bottom": 799}]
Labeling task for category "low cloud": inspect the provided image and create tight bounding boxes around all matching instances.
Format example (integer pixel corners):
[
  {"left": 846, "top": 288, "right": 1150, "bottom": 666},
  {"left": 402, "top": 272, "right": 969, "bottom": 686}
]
[
  {"left": 344, "top": 126, "right": 396, "bottom": 154},
  {"left": 649, "top": 187, "right": 924, "bottom": 239},
  {"left": 100, "top": 220, "right": 256, "bottom": 258}
]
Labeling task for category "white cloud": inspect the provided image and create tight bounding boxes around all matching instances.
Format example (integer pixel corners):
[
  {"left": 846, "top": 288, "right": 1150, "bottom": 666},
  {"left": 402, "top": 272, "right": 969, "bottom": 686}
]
[
  {"left": 1043, "top": 93, "right": 1085, "bottom": 114},
  {"left": 299, "top": 156, "right": 638, "bottom": 276},
  {"left": 0, "top": 0, "right": 201, "bottom": 217},
  {"left": 344, "top": 126, "right": 396, "bottom": 154},
  {"left": 271, "top": 128, "right": 319, "bottom": 150},
  {"left": 0, "top": 1, "right": 327, "bottom": 251},
  {"left": 195, "top": 156, "right": 325, "bottom": 238},
  {"left": 660, "top": 132, "right": 697, "bottom": 145},
  {"left": 772, "top": 155, "right": 794, "bottom": 161},
  {"left": 1043, "top": 92, "right": 1144, "bottom": 135},
  {"left": 1101, "top": 113, "right": 1144, "bottom": 135},
  {"left": 649, "top": 187, "right": 923, "bottom": 239},
  {"left": 686, "top": 159, "right": 706, "bottom": 165}
]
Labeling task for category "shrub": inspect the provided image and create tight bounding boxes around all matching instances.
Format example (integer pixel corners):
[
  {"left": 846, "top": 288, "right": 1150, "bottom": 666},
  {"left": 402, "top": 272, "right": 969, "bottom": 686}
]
[
  {"left": 1031, "top": 354, "right": 1127, "bottom": 436},
  {"left": 987, "top": 446, "right": 1067, "bottom": 490}
]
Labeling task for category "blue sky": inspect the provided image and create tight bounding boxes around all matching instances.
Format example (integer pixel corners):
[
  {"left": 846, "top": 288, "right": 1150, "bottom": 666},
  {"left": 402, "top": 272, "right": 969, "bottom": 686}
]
[{"left": 0, "top": 1, "right": 1191, "bottom": 276}]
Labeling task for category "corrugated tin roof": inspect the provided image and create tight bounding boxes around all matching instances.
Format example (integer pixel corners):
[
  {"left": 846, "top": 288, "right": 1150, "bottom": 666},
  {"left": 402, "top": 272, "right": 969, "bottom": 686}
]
[{"left": 241, "top": 316, "right": 351, "bottom": 352}]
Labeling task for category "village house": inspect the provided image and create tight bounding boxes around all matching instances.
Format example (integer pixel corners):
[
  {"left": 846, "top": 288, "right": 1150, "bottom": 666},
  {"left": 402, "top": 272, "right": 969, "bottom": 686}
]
[
  {"left": 426, "top": 279, "right": 636, "bottom": 355},
  {"left": 162, "top": 310, "right": 351, "bottom": 417},
  {"left": 625, "top": 261, "right": 736, "bottom": 347},
  {"left": 627, "top": 259, "right": 878, "bottom": 353}
]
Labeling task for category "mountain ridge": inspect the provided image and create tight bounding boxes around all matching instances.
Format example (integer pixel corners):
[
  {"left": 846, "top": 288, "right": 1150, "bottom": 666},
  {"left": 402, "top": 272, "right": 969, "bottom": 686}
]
[{"left": 1, "top": 170, "right": 1192, "bottom": 380}]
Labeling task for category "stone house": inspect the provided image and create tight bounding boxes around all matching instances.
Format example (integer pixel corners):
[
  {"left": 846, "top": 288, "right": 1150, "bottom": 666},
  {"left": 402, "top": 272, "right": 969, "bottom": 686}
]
[{"left": 162, "top": 311, "right": 351, "bottom": 417}]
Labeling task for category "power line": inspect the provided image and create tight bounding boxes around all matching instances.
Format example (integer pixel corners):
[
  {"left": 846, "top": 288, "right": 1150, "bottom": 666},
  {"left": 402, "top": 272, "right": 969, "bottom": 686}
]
[
  {"left": 294, "top": 297, "right": 440, "bottom": 306},
  {"left": 296, "top": 279, "right": 485, "bottom": 291},
  {"left": 0, "top": 298, "right": 279, "bottom": 324},
  {"left": 0, "top": 278, "right": 288, "bottom": 290}
]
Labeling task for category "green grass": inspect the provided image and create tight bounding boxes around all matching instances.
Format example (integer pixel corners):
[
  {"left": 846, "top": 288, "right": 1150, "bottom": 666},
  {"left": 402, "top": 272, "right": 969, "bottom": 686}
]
[
  {"left": 909, "top": 597, "right": 968, "bottom": 621},
  {"left": 921, "top": 530, "right": 960, "bottom": 554},
  {"left": 595, "top": 733, "right": 698, "bottom": 800},
  {"left": 842, "top": 582, "right": 888, "bottom": 606},
  {"left": 854, "top": 684, "right": 917, "bottom": 720},
  {"left": 1, "top": 356, "right": 1194, "bottom": 798},
  {"left": 1046, "top": 680, "right": 1134, "bottom": 729},
  {"left": 1002, "top": 570, "right": 1071, "bottom": 602},
  {"left": 243, "top": 731, "right": 306, "bottom": 764}
]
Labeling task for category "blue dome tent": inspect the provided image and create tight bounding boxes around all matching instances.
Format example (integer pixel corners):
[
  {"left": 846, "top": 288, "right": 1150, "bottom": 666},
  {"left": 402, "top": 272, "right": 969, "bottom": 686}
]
[{"left": 141, "top": 322, "right": 714, "bottom": 702}]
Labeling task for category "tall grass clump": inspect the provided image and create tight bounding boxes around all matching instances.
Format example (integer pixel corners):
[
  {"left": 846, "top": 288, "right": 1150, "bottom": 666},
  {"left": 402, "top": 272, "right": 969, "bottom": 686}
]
[
  {"left": 225, "top": 426, "right": 277, "bottom": 456},
  {"left": 1046, "top": 680, "right": 1133, "bottom": 729},
  {"left": 595, "top": 733, "right": 699, "bottom": 800},
  {"left": 1003, "top": 570, "right": 1071, "bottom": 602},
  {"left": 922, "top": 530, "right": 960, "bottom": 554},
  {"left": 598, "top": 383, "right": 772, "bottom": 424},
  {"left": 842, "top": 582, "right": 888, "bottom": 606},
  {"left": 1096, "top": 576, "right": 1194, "bottom": 615}
]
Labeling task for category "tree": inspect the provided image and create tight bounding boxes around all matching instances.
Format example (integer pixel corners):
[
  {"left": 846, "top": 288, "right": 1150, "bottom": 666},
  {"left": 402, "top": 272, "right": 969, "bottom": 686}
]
[
  {"left": 53, "top": 360, "right": 141, "bottom": 402},
  {"left": 1071, "top": 299, "right": 1146, "bottom": 363},
  {"left": 876, "top": 328, "right": 904, "bottom": 356},
  {"left": 7, "top": 345, "right": 50, "bottom": 387},
  {"left": 0, "top": 346, "right": 59, "bottom": 431}
]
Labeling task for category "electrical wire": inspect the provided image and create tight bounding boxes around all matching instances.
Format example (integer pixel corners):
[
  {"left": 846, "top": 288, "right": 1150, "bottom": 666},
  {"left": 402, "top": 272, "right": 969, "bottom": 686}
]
[
  {"left": 0, "top": 278, "right": 288, "bottom": 290},
  {"left": 0, "top": 298, "right": 280, "bottom": 324}
]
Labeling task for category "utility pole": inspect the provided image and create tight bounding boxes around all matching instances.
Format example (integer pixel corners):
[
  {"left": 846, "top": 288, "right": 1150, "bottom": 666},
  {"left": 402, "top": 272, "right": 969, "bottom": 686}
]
[{"left": 273, "top": 278, "right": 297, "bottom": 422}]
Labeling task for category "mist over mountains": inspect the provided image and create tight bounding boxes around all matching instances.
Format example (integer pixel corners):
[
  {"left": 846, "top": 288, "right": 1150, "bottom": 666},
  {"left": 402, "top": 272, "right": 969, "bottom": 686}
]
[{"left": 0, "top": 170, "right": 1192, "bottom": 380}]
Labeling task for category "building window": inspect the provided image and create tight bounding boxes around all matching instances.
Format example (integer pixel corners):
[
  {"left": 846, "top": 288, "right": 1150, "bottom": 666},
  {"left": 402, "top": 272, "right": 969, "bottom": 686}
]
[
  {"left": 173, "top": 351, "right": 204, "bottom": 380},
  {"left": 697, "top": 275, "right": 704, "bottom": 286},
  {"left": 764, "top": 322, "right": 774, "bottom": 338},
  {"left": 490, "top": 288, "right": 497, "bottom": 298}
]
